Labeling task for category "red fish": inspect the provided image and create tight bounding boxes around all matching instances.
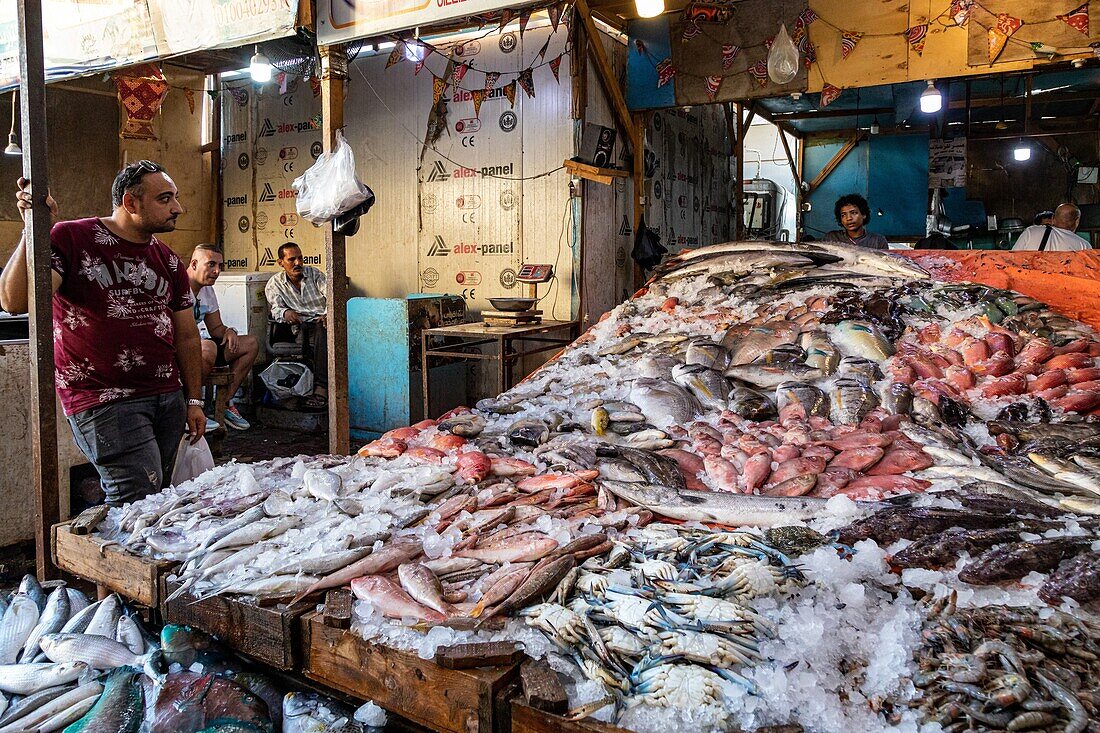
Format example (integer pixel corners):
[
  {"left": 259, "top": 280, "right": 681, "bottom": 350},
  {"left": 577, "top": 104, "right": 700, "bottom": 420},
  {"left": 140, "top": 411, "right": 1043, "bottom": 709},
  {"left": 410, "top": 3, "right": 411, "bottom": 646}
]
[
  {"left": 1027, "top": 369, "right": 1067, "bottom": 393},
  {"left": 358, "top": 439, "right": 407, "bottom": 458},
  {"left": 763, "top": 474, "right": 816, "bottom": 497},
  {"left": 866, "top": 448, "right": 933, "bottom": 476},
  {"left": 704, "top": 455, "right": 740, "bottom": 493},
  {"left": 974, "top": 352, "right": 1014, "bottom": 377},
  {"left": 489, "top": 457, "right": 536, "bottom": 477},
  {"left": 741, "top": 452, "right": 772, "bottom": 493},
  {"left": 1044, "top": 352, "right": 1094, "bottom": 371},
  {"left": 980, "top": 373, "right": 1027, "bottom": 398},
  {"left": 845, "top": 474, "right": 930, "bottom": 494},
  {"left": 813, "top": 469, "right": 855, "bottom": 496},
  {"left": 957, "top": 337, "right": 989, "bottom": 367},
  {"left": 944, "top": 366, "right": 976, "bottom": 392},
  {"left": 904, "top": 355, "right": 944, "bottom": 380},
  {"left": 351, "top": 576, "right": 446, "bottom": 623},
  {"left": 1052, "top": 391, "right": 1100, "bottom": 413},
  {"left": 659, "top": 449, "right": 708, "bottom": 491},
  {"left": 828, "top": 447, "right": 885, "bottom": 472},
  {"left": 984, "top": 332, "right": 1016, "bottom": 358},
  {"left": 430, "top": 434, "right": 468, "bottom": 452},
  {"left": 405, "top": 446, "right": 445, "bottom": 463},
  {"left": 824, "top": 432, "right": 892, "bottom": 450},
  {"left": 660, "top": 297, "right": 679, "bottom": 312},
  {"left": 383, "top": 426, "right": 421, "bottom": 442},
  {"left": 1016, "top": 338, "right": 1054, "bottom": 364},
  {"left": 917, "top": 323, "right": 941, "bottom": 344},
  {"left": 1067, "top": 367, "right": 1100, "bottom": 384},
  {"left": 1053, "top": 338, "right": 1090, "bottom": 355},
  {"left": 767, "top": 456, "right": 826, "bottom": 486},
  {"left": 456, "top": 451, "right": 491, "bottom": 482}
]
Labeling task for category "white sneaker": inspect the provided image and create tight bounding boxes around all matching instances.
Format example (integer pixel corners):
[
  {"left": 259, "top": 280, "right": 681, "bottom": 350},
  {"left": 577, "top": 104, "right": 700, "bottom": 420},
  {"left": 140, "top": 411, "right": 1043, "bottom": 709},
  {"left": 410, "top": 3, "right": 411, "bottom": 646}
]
[{"left": 205, "top": 417, "right": 220, "bottom": 432}]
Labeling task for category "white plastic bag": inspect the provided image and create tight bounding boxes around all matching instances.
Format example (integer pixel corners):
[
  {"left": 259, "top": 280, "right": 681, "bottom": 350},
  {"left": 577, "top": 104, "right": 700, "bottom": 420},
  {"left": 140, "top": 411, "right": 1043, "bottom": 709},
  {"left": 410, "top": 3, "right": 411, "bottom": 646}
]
[
  {"left": 260, "top": 361, "right": 314, "bottom": 400},
  {"left": 767, "top": 23, "right": 799, "bottom": 84},
  {"left": 293, "top": 130, "right": 372, "bottom": 225},
  {"left": 171, "top": 436, "right": 214, "bottom": 486}
]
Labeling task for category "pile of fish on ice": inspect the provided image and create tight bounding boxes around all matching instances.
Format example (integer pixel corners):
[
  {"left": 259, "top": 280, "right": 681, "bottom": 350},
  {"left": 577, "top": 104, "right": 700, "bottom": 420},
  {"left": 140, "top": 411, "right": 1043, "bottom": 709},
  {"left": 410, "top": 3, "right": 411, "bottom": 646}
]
[
  {"left": 93, "top": 241, "right": 1100, "bottom": 732},
  {"left": 0, "top": 574, "right": 384, "bottom": 732}
]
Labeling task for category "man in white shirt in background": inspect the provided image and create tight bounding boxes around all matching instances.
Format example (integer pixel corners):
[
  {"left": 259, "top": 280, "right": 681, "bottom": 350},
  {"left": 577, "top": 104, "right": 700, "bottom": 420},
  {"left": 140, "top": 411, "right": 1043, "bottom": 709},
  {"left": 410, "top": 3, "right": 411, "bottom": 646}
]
[
  {"left": 265, "top": 242, "right": 328, "bottom": 410},
  {"left": 188, "top": 244, "right": 259, "bottom": 430},
  {"left": 1012, "top": 203, "right": 1092, "bottom": 252}
]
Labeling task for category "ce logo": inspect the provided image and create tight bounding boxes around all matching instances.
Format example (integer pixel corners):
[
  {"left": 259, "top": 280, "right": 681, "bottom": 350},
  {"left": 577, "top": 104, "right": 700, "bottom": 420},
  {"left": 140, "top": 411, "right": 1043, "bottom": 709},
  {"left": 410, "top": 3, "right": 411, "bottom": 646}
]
[
  {"left": 283, "top": 162, "right": 295, "bottom": 173},
  {"left": 680, "top": 211, "right": 686, "bottom": 220},
  {"left": 461, "top": 213, "right": 477, "bottom": 224},
  {"left": 461, "top": 136, "right": 476, "bottom": 148},
  {"left": 284, "top": 228, "right": 295, "bottom": 237},
  {"left": 282, "top": 96, "right": 295, "bottom": 107},
  {"left": 461, "top": 288, "right": 476, "bottom": 300}
]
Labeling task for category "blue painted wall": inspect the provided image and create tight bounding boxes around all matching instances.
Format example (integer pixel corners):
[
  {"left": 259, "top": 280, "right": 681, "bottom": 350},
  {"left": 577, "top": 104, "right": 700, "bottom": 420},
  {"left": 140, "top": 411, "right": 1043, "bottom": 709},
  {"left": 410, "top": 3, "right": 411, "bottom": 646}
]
[
  {"left": 805, "top": 134, "right": 929, "bottom": 239},
  {"left": 626, "top": 17, "right": 676, "bottom": 110}
]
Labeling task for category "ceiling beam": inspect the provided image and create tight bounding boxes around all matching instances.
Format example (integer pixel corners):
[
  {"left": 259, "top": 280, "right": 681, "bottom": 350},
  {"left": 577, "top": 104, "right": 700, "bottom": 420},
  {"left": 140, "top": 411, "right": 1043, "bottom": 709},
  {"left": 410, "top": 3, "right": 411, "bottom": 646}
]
[
  {"left": 807, "top": 131, "right": 865, "bottom": 194},
  {"left": 947, "top": 90, "right": 1100, "bottom": 110},
  {"left": 769, "top": 106, "right": 893, "bottom": 121}
]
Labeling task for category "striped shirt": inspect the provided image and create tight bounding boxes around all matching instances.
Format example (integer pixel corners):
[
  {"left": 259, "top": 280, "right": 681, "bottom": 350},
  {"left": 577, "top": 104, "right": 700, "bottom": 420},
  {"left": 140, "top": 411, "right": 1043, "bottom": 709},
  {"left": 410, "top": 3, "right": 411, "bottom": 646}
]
[{"left": 265, "top": 267, "right": 328, "bottom": 322}]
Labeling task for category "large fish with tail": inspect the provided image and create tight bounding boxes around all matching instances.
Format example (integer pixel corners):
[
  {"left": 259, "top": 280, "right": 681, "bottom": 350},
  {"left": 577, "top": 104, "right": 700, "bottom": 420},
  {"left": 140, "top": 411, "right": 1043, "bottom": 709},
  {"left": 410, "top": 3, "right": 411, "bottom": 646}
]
[
  {"left": 599, "top": 480, "right": 883, "bottom": 527},
  {"left": 661, "top": 240, "right": 929, "bottom": 280},
  {"left": 63, "top": 668, "right": 144, "bottom": 733}
]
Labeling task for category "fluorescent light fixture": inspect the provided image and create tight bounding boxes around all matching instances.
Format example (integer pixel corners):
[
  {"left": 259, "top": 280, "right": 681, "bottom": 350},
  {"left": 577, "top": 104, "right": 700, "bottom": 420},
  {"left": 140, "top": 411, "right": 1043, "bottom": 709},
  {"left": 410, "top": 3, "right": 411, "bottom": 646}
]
[
  {"left": 1013, "top": 141, "right": 1031, "bottom": 162},
  {"left": 635, "top": 0, "right": 664, "bottom": 18},
  {"left": 919, "top": 79, "right": 941, "bottom": 114},
  {"left": 249, "top": 46, "right": 272, "bottom": 83}
]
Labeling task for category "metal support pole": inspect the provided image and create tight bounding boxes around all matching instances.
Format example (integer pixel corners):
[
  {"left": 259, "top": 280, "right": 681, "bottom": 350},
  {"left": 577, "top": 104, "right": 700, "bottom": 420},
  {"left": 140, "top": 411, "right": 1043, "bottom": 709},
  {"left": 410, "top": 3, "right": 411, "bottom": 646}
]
[
  {"left": 734, "top": 103, "right": 745, "bottom": 241},
  {"left": 17, "top": 0, "right": 60, "bottom": 579},
  {"left": 320, "top": 45, "right": 350, "bottom": 454}
]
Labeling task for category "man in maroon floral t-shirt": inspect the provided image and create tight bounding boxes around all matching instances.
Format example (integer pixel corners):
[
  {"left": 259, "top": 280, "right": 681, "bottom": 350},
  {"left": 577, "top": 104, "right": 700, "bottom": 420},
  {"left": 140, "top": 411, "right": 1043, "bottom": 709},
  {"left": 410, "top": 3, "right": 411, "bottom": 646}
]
[{"left": 0, "top": 160, "right": 206, "bottom": 505}]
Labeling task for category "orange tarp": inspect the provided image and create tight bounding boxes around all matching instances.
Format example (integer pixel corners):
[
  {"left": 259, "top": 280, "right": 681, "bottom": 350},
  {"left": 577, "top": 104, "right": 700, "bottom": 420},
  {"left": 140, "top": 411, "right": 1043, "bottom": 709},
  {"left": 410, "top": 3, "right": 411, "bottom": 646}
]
[{"left": 900, "top": 250, "right": 1100, "bottom": 332}]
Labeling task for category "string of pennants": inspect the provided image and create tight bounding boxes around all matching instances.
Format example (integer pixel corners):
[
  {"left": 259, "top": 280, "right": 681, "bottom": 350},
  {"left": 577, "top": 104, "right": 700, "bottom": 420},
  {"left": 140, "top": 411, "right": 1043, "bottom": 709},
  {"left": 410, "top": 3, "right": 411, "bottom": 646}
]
[
  {"left": 386, "top": 1, "right": 572, "bottom": 118},
  {"left": 648, "top": 0, "right": 1098, "bottom": 106}
]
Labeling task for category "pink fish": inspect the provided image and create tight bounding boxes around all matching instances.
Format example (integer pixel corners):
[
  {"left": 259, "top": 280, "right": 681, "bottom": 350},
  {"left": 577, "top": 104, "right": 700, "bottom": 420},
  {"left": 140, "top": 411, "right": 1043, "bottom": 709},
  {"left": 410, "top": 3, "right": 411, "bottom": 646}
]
[
  {"left": 957, "top": 337, "right": 988, "bottom": 367},
  {"left": 944, "top": 366, "right": 975, "bottom": 392},
  {"left": 456, "top": 451, "right": 491, "bottom": 482},
  {"left": 456, "top": 532, "right": 559, "bottom": 563},
  {"left": 917, "top": 323, "right": 941, "bottom": 344},
  {"left": 658, "top": 449, "right": 708, "bottom": 491},
  {"left": 828, "top": 447, "right": 885, "bottom": 472},
  {"left": 489, "top": 457, "right": 536, "bottom": 477},
  {"left": 741, "top": 452, "right": 772, "bottom": 493},
  {"left": 405, "top": 446, "right": 445, "bottom": 463},
  {"left": 980, "top": 373, "right": 1027, "bottom": 398},
  {"left": 351, "top": 575, "right": 446, "bottom": 623},
  {"left": 358, "top": 439, "right": 407, "bottom": 458},
  {"left": 770, "top": 444, "right": 801, "bottom": 463},
  {"left": 845, "top": 474, "right": 930, "bottom": 494},
  {"left": 1044, "top": 352, "right": 1094, "bottom": 371},
  {"left": 383, "top": 426, "right": 421, "bottom": 442},
  {"left": 1034, "top": 385, "right": 1070, "bottom": 401},
  {"left": 984, "top": 332, "right": 1016, "bottom": 358},
  {"left": 824, "top": 432, "right": 892, "bottom": 451},
  {"left": 799, "top": 444, "right": 836, "bottom": 462},
  {"left": 767, "top": 456, "right": 826, "bottom": 486},
  {"left": 411, "top": 419, "right": 438, "bottom": 430},
  {"left": 517, "top": 470, "right": 598, "bottom": 493},
  {"left": 813, "top": 469, "right": 855, "bottom": 497},
  {"left": 430, "top": 434, "right": 468, "bottom": 452},
  {"left": 704, "top": 456, "right": 740, "bottom": 493},
  {"left": 974, "top": 352, "right": 1014, "bottom": 378},
  {"left": 1028, "top": 369, "right": 1067, "bottom": 393},
  {"left": 865, "top": 448, "right": 933, "bottom": 476},
  {"left": 291, "top": 538, "right": 424, "bottom": 604},
  {"left": 904, "top": 355, "right": 944, "bottom": 380},
  {"left": 762, "top": 474, "right": 816, "bottom": 497},
  {"left": 930, "top": 346, "right": 964, "bottom": 367},
  {"left": 1053, "top": 338, "right": 1090, "bottom": 355},
  {"left": 438, "top": 406, "right": 473, "bottom": 420},
  {"left": 1016, "top": 338, "right": 1054, "bottom": 364},
  {"left": 1067, "top": 367, "right": 1100, "bottom": 384},
  {"left": 1052, "top": 391, "right": 1100, "bottom": 413}
]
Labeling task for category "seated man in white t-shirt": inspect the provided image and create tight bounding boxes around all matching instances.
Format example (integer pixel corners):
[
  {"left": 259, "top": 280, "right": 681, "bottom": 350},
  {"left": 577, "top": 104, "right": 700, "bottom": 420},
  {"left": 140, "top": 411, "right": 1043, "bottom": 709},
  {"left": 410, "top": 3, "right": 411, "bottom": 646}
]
[
  {"left": 1012, "top": 203, "right": 1092, "bottom": 252},
  {"left": 188, "top": 245, "right": 259, "bottom": 430}
]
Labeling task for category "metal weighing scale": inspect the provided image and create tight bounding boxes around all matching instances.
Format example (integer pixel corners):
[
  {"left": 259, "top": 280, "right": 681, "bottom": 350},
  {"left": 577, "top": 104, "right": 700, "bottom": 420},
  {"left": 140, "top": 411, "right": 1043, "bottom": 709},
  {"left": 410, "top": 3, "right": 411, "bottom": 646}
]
[{"left": 483, "top": 264, "right": 554, "bottom": 327}]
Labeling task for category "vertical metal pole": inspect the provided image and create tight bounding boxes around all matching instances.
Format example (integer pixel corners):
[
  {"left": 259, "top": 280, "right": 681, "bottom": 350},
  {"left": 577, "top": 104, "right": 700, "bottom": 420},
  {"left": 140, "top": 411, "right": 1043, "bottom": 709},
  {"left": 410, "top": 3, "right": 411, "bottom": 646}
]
[
  {"left": 734, "top": 103, "right": 745, "bottom": 241},
  {"left": 17, "top": 0, "right": 60, "bottom": 579},
  {"left": 631, "top": 112, "right": 645, "bottom": 290},
  {"left": 320, "top": 45, "right": 349, "bottom": 455}
]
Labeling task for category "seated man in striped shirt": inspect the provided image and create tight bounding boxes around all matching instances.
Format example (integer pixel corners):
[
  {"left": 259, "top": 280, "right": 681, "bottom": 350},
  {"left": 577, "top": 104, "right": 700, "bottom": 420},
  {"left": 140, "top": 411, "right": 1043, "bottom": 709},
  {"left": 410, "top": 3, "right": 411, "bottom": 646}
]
[{"left": 265, "top": 242, "right": 328, "bottom": 410}]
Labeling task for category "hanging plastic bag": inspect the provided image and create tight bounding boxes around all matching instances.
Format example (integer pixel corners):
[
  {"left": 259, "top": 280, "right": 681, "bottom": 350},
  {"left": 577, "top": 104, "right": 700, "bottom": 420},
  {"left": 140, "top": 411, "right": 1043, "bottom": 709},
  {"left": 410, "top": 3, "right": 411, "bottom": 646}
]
[
  {"left": 767, "top": 24, "right": 799, "bottom": 85},
  {"left": 170, "top": 436, "right": 215, "bottom": 486},
  {"left": 293, "top": 129, "right": 374, "bottom": 225},
  {"left": 632, "top": 216, "right": 668, "bottom": 272},
  {"left": 260, "top": 361, "right": 314, "bottom": 400}
]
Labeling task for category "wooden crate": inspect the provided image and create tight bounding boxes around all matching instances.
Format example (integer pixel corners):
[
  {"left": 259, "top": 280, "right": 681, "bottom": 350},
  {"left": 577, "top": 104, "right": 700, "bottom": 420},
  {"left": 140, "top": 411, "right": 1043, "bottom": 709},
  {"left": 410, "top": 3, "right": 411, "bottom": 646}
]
[
  {"left": 301, "top": 613, "right": 520, "bottom": 733},
  {"left": 511, "top": 699, "right": 805, "bottom": 733},
  {"left": 160, "top": 580, "right": 311, "bottom": 671},
  {"left": 51, "top": 521, "right": 176, "bottom": 608}
]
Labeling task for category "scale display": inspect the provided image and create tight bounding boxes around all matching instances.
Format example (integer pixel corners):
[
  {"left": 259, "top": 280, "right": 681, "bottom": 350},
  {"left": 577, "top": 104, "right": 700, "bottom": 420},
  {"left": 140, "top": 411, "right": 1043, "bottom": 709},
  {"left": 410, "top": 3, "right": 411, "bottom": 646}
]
[{"left": 517, "top": 264, "right": 554, "bottom": 283}]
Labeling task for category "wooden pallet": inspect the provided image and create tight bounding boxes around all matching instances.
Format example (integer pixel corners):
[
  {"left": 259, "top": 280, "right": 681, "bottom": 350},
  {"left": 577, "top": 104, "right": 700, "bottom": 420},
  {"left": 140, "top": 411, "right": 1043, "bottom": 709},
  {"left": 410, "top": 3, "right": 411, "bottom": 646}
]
[
  {"left": 51, "top": 521, "right": 177, "bottom": 609},
  {"left": 160, "top": 580, "right": 311, "bottom": 671},
  {"left": 301, "top": 612, "right": 520, "bottom": 733}
]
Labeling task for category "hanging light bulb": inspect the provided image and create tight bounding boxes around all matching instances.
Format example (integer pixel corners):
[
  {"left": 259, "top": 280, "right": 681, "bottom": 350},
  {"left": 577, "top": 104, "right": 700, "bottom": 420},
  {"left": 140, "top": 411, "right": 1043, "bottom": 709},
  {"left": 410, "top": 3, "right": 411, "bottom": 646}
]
[
  {"left": 1013, "top": 140, "right": 1031, "bottom": 162},
  {"left": 405, "top": 27, "right": 425, "bottom": 62},
  {"left": 919, "top": 79, "right": 941, "bottom": 114},
  {"left": 635, "top": 0, "right": 664, "bottom": 18},
  {"left": 870, "top": 117, "right": 880, "bottom": 135},
  {"left": 249, "top": 46, "right": 272, "bottom": 83},
  {"left": 4, "top": 91, "right": 20, "bottom": 156}
]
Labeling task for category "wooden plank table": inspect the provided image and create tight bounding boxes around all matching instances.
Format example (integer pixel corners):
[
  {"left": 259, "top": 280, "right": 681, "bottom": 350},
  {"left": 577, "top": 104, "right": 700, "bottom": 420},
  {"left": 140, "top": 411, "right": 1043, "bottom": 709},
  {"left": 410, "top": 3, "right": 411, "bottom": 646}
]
[
  {"left": 420, "top": 320, "right": 579, "bottom": 418},
  {"left": 301, "top": 613, "right": 520, "bottom": 733},
  {"left": 52, "top": 521, "right": 177, "bottom": 609}
]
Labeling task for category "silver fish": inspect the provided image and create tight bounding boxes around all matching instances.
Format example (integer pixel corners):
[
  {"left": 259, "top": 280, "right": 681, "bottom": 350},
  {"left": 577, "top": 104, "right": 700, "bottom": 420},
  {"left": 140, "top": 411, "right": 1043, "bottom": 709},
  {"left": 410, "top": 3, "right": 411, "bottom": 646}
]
[
  {"left": 685, "top": 339, "right": 730, "bottom": 371},
  {"left": 83, "top": 594, "right": 122, "bottom": 639},
  {"left": 0, "top": 685, "right": 73, "bottom": 727},
  {"left": 629, "top": 378, "right": 699, "bottom": 426},
  {"left": 0, "top": 680, "right": 102, "bottom": 733},
  {"left": 205, "top": 515, "right": 303, "bottom": 555},
  {"left": 598, "top": 459, "right": 647, "bottom": 483},
  {"left": 660, "top": 251, "right": 816, "bottom": 282},
  {"left": 668, "top": 241, "right": 927, "bottom": 279},
  {"left": 725, "top": 363, "right": 824, "bottom": 389},
  {"left": 0, "top": 662, "right": 86, "bottom": 695},
  {"left": 39, "top": 633, "right": 149, "bottom": 670},
  {"left": 270, "top": 547, "right": 373, "bottom": 576},
  {"left": 16, "top": 577, "right": 44, "bottom": 613},
  {"left": 635, "top": 354, "right": 680, "bottom": 379},
  {"left": 621, "top": 429, "right": 675, "bottom": 451},
  {"left": 599, "top": 480, "right": 874, "bottom": 527},
  {"left": 829, "top": 377, "right": 878, "bottom": 426},
  {"left": 0, "top": 598, "right": 37, "bottom": 665},
  {"left": 18, "top": 587, "right": 68, "bottom": 664},
  {"left": 26, "top": 693, "right": 99, "bottom": 733},
  {"left": 304, "top": 469, "right": 344, "bottom": 501},
  {"left": 58, "top": 599, "right": 99, "bottom": 636},
  {"left": 777, "top": 381, "right": 829, "bottom": 418},
  {"left": 831, "top": 320, "right": 894, "bottom": 361},
  {"left": 724, "top": 326, "right": 794, "bottom": 367},
  {"left": 671, "top": 364, "right": 729, "bottom": 411},
  {"left": 115, "top": 615, "right": 145, "bottom": 656}
]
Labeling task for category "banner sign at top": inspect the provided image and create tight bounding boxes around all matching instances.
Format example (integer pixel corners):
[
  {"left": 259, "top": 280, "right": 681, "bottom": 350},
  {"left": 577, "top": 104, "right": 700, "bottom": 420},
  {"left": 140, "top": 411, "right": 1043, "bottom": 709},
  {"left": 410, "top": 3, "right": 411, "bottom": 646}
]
[{"left": 318, "top": 0, "right": 518, "bottom": 44}]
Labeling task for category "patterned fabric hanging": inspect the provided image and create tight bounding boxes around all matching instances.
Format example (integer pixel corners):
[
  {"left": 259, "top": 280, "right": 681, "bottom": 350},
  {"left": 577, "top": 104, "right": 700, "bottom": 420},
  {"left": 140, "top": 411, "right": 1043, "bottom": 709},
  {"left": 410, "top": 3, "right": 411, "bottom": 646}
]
[
  {"left": 820, "top": 83, "right": 841, "bottom": 107},
  {"left": 841, "top": 31, "right": 863, "bottom": 59},
  {"left": 414, "top": 59, "right": 425, "bottom": 75},
  {"left": 228, "top": 86, "right": 247, "bottom": 105},
  {"left": 907, "top": 24, "right": 928, "bottom": 56},
  {"left": 519, "top": 8, "right": 532, "bottom": 35},
  {"left": 988, "top": 13, "right": 1023, "bottom": 64},
  {"left": 1057, "top": 3, "right": 1089, "bottom": 35},
  {"left": 183, "top": 87, "right": 195, "bottom": 114},
  {"left": 549, "top": 56, "right": 563, "bottom": 83},
  {"left": 432, "top": 76, "right": 448, "bottom": 106},
  {"left": 453, "top": 63, "right": 469, "bottom": 84},
  {"left": 498, "top": 8, "right": 515, "bottom": 29},
  {"left": 747, "top": 59, "right": 769, "bottom": 87},
  {"left": 503, "top": 81, "right": 517, "bottom": 107},
  {"left": 656, "top": 57, "right": 676, "bottom": 88},
  {"left": 721, "top": 44, "right": 740, "bottom": 70},
  {"left": 704, "top": 75, "right": 722, "bottom": 101},
  {"left": 484, "top": 71, "right": 500, "bottom": 90},
  {"left": 386, "top": 44, "right": 404, "bottom": 68},
  {"left": 682, "top": 19, "right": 701, "bottom": 41},
  {"left": 949, "top": 0, "right": 973, "bottom": 26},
  {"left": 537, "top": 36, "right": 551, "bottom": 60},
  {"left": 113, "top": 64, "right": 169, "bottom": 141},
  {"left": 517, "top": 68, "right": 535, "bottom": 98},
  {"left": 548, "top": 3, "right": 565, "bottom": 32},
  {"left": 471, "top": 88, "right": 486, "bottom": 117}
]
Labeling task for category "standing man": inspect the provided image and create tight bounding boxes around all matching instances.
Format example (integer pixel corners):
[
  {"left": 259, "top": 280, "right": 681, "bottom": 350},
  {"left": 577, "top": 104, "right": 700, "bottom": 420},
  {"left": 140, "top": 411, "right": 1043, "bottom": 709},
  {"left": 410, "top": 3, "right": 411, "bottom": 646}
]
[
  {"left": 265, "top": 242, "right": 328, "bottom": 410},
  {"left": 0, "top": 160, "right": 205, "bottom": 506},
  {"left": 188, "top": 244, "right": 259, "bottom": 430},
  {"left": 1012, "top": 203, "right": 1092, "bottom": 251},
  {"left": 823, "top": 194, "right": 889, "bottom": 249}
]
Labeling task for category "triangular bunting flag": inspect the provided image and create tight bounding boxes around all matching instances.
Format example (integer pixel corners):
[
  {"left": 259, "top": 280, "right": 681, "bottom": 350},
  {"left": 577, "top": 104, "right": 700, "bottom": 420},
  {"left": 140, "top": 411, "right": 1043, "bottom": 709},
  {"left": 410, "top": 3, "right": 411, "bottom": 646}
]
[
  {"left": 704, "top": 75, "right": 722, "bottom": 101},
  {"left": 432, "top": 76, "right": 448, "bottom": 106},
  {"left": 820, "top": 83, "right": 841, "bottom": 107},
  {"left": 747, "top": 59, "right": 768, "bottom": 87},
  {"left": 471, "top": 88, "right": 486, "bottom": 117},
  {"left": 484, "top": 71, "right": 500, "bottom": 90},
  {"left": 183, "top": 87, "right": 195, "bottom": 114},
  {"left": 635, "top": 39, "right": 647, "bottom": 56},
  {"left": 682, "top": 19, "right": 700, "bottom": 41},
  {"left": 386, "top": 44, "right": 404, "bottom": 68},
  {"left": 519, "top": 9, "right": 532, "bottom": 35},
  {"left": 549, "top": 56, "right": 563, "bottom": 82},
  {"left": 310, "top": 77, "right": 321, "bottom": 97},
  {"left": 504, "top": 81, "right": 517, "bottom": 107},
  {"left": 453, "top": 63, "right": 469, "bottom": 84},
  {"left": 798, "top": 8, "right": 818, "bottom": 26},
  {"left": 988, "top": 13, "right": 1022, "bottom": 64},
  {"left": 764, "top": 35, "right": 775, "bottom": 51},
  {"left": 841, "top": 31, "right": 863, "bottom": 59},
  {"left": 721, "top": 44, "right": 740, "bottom": 70},
  {"left": 907, "top": 24, "right": 928, "bottom": 56},
  {"left": 228, "top": 86, "right": 248, "bottom": 105},
  {"left": 950, "top": 0, "right": 973, "bottom": 26},
  {"left": 548, "top": 2, "right": 565, "bottom": 32},
  {"left": 414, "top": 59, "right": 425, "bottom": 75},
  {"left": 206, "top": 89, "right": 219, "bottom": 101},
  {"left": 517, "top": 68, "right": 535, "bottom": 98},
  {"left": 537, "top": 36, "right": 551, "bottom": 60},
  {"left": 655, "top": 57, "right": 676, "bottom": 88},
  {"left": 802, "top": 38, "right": 817, "bottom": 68},
  {"left": 499, "top": 8, "right": 515, "bottom": 29},
  {"left": 1057, "top": 3, "right": 1089, "bottom": 35}
]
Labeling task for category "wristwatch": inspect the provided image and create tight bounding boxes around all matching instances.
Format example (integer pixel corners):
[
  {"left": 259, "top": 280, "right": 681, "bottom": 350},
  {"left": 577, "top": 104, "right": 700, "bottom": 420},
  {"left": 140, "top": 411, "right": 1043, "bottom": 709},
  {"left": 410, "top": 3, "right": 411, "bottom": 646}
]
[{"left": 187, "top": 399, "right": 204, "bottom": 407}]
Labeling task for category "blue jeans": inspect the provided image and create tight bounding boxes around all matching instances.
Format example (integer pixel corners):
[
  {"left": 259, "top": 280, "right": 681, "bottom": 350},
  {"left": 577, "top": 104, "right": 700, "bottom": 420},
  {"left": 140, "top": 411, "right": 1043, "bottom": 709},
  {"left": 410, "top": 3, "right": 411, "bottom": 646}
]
[{"left": 67, "top": 391, "right": 186, "bottom": 506}]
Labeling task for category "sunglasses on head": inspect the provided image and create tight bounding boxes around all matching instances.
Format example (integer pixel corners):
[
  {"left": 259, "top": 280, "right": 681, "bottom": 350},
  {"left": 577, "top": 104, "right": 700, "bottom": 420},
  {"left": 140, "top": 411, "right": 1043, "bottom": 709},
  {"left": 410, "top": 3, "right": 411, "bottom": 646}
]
[{"left": 120, "top": 160, "right": 163, "bottom": 190}]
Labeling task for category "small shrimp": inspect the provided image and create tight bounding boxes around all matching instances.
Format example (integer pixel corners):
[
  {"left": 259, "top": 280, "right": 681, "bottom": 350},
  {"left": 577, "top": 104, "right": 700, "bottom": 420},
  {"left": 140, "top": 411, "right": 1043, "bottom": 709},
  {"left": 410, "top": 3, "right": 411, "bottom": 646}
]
[
  {"left": 1007, "top": 711, "right": 1056, "bottom": 731},
  {"left": 1036, "top": 670, "right": 1088, "bottom": 733},
  {"left": 940, "top": 653, "right": 986, "bottom": 684}
]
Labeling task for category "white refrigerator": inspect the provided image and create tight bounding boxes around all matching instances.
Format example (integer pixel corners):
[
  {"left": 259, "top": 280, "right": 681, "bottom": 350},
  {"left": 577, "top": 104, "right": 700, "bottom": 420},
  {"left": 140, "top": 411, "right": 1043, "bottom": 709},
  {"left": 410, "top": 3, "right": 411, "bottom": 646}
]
[{"left": 212, "top": 272, "right": 275, "bottom": 364}]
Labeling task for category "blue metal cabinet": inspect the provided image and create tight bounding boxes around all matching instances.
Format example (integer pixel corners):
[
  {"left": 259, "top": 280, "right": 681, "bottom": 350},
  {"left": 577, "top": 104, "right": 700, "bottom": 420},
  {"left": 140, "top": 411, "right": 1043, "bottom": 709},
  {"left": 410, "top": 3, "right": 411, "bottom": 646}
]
[{"left": 348, "top": 296, "right": 468, "bottom": 441}]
